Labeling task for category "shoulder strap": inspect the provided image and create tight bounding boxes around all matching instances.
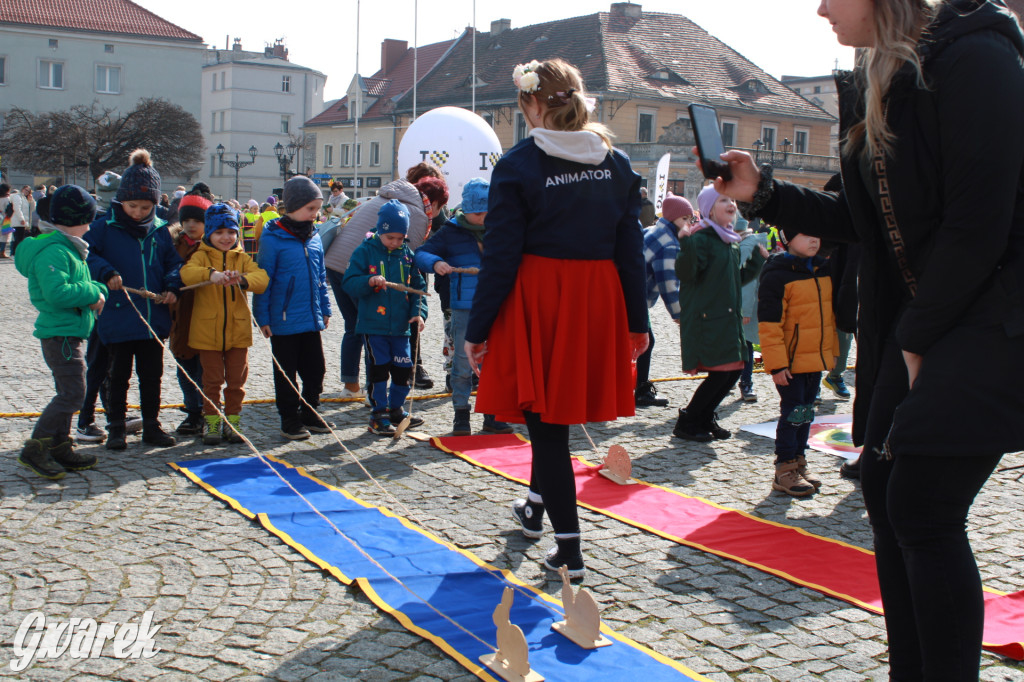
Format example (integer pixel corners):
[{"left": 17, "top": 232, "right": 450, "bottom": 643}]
[{"left": 872, "top": 149, "right": 918, "bottom": 298}]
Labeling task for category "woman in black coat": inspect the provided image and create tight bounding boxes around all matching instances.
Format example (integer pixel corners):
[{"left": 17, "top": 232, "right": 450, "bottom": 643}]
[{"left": 709, "top": 1, "right": 1024, "bottom": 679}]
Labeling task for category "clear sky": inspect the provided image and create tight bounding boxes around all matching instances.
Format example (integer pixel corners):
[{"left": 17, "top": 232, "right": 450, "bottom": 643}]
[{"left": 136, "top": 0, "right": 854, "bottom": 102}]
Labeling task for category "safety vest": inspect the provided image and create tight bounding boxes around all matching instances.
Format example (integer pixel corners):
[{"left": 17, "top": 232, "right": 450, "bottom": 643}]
[{"left": 241, "top": 212, "right": 258, "bottom": 238}]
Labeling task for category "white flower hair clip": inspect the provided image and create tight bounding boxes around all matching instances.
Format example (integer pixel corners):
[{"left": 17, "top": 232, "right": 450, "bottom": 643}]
[{"left": 513, "top": 60, "right": 542, "bottom": 93}]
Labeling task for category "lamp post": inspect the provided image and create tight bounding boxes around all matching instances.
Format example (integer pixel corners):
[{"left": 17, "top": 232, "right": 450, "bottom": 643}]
[
  {"left": 780, "top": 138, "right": 792, "bottom": 165},
  {"left": 752, "top": 139, "right": 763, "bottom": 164},
  {"left": 216, "top": 144, "right": 258, "bottom": 201},
  {"left": 273, "top": 141, "right": 298, "bottom": 188}
]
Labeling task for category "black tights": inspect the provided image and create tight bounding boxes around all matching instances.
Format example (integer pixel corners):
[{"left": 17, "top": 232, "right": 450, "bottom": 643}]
[
  {"left": 523, "top": 411, "right": 578, "bottom": 536},
  {"left": 861, "top": 336, "right": 1001, "bottom": 681}
]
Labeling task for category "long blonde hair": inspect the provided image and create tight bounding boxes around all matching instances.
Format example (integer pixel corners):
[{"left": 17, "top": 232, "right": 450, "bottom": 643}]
[
  {"left": 846, "top": 0, "right": 941, "bottom": 159},
  {"left": 517, "top": 58, "right": 613, "bottom": 148}
]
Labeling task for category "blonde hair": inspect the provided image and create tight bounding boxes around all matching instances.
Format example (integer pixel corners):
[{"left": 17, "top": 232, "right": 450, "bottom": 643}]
[
  {"left": 846, "top": 0, "right": 941, "bottom": 159},
  {"left": 517, "top": 58, "right": 613, "bottom": 148}
]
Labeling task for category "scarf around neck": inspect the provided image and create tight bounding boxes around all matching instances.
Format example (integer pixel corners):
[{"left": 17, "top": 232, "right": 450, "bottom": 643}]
[{"left": 278, "top": 214, "right": 315, "bottom": 242}]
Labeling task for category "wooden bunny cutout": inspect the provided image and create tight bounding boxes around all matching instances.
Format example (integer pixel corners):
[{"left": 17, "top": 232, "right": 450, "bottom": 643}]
[
  {"left": 479, "top": 586, "right": 544, "bottom": 682},
  {"left": 552, "top": 565, "right": 612, "bottom": 649},
  {"left": 598, "top": 444, "right": 636, "bottom": 485}
]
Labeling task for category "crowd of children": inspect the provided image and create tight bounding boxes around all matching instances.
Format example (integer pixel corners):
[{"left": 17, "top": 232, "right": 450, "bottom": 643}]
[{"left": 14, "top": 110, "right": 851, "bottom": 512}]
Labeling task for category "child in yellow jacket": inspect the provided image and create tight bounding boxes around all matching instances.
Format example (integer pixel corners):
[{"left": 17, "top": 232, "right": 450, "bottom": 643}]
[{"left": 180, "top": 203, "right": 268, "bottom": 444}]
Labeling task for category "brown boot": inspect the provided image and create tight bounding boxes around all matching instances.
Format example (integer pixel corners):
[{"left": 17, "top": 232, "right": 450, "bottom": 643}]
[
  {"left": 773, "top": 460, "right": 815, "bottom": 497},
  {"left": 796, "top": 455, "right": 821, "bottom": 490}
]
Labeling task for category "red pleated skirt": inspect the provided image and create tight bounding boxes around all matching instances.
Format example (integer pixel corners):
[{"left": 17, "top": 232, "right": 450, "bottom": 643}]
[{"left": 474, "top": 254, "right": 636, "bottom": 425}]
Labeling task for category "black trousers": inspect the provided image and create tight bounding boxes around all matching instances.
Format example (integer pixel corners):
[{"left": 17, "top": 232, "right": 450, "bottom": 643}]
[
  {"left": 78, "top": 327, "right": 111, "bottom": 428},
  {"left": 270, "top": 331, "right": 325, "bottom": 425},
  {"left": 524, "top": 411, "right": 579, "bottom": 536},
  {"left": 861, "top": 336, "right": 1001, "bottom": 681},
  {"left": 684, "top": 369, "right": 741, "bottom": 425},
  {"left": 107, "top": 338, "right": 164, "bottom": 423},
  {"left": 635, "top": 329, "right": 656, "bottom": 386}
]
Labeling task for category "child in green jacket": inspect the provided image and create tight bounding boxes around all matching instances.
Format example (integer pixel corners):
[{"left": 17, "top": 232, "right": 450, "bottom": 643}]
[{"left": 15, "top": 185, "right": 108, "bottom": 479}]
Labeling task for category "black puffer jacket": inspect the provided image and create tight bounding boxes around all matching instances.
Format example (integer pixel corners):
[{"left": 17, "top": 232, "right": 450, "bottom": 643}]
[{"left": 756, "top": 0, "right": 1024, "bottom": 455}]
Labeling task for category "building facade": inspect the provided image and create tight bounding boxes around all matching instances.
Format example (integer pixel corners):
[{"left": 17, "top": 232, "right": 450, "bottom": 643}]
[
  {"left": 302, "top": 38, "right": 455, "bottom": 199},
  {"left": 203, "top": 40, "right": 327, "bottom": 202},
  {"left": 780, "top": 74, "right": 840, "bottom": 157},
  {"left": 391, "top": 4, "right": 837, "bottom": 205},
  {"left": 0, "top": 0, "right": 205, "bottom": 187}
]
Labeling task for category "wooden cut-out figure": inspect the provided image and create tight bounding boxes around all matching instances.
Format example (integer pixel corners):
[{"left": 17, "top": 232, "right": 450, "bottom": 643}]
[
  {"left": 552, "top": 565, "right": 612, "bottom": 649},
  {"left": 479, "top": 586, "right": 544, "bottom": 682},
  {"left": 598, "top": 444, "right": 635, "bottom": 485}
]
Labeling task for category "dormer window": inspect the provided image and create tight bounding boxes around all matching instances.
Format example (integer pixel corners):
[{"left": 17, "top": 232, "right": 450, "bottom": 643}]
[
  {"left": 649, "top": 69, "right": 671, "bottom": 80},
  {"left": 462, "top": 74, "right": 488, "bottom": 88},
  {"left": 738, "top": 79, "right": 771, "bottom": 95}
]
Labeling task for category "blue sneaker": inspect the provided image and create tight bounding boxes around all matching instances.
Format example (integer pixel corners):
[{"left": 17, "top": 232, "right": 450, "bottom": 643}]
[{"left": 823, "top": 375, "right": 851, "bottom": 399}]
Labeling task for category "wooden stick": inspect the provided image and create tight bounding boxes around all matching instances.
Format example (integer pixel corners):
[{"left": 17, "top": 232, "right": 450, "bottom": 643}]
[
  {"left": 122, "top": 286, "right": 161, "bottom": 300},
  {"left": 449, "top": 267, "right": 480, "bottom": 275},
  {"left": 180, "top": 280, "right": 215, "bottom": 292},
  {"left": 384, "top": 281, "right": 430, "bottom": 297}
]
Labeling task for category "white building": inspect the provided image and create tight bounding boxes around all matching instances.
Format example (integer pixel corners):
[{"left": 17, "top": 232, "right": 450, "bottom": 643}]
[
  {"left": 203, "top": 40, "right": 327, "bottom": 202},
  {"left": 0, "top": 0, "right": 205, "bottom": 187},
  {"left": 780, "top": 74, "right": 840, "bottom": 158}
]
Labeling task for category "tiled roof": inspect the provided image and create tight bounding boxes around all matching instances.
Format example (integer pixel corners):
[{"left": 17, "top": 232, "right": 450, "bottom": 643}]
[
  {"left": 0, "top": 0, "right": 203, "bottom": 42},
  {"left": 398, "top": 10, "right": 832, "bottom": 122},
  {"left": 304, "top": 38, "right": 456, "bottom": 128}
]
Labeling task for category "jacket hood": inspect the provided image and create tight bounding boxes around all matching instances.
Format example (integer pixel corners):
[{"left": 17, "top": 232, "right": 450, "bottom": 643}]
[
  {"left": 378, "top": 178, "right": 424, "bottom": 205},
  {"left": 922, "top": 0, "right": 1024, "bottom": 62},
  {"left": 762, "top": 251, "right": 828, "bottom": 275},
  {"left": 529, "top": 129, "right": 609, "bottom": 165},
  {"left": 14, "top": 231, "right": 78, "bottom": 277}
]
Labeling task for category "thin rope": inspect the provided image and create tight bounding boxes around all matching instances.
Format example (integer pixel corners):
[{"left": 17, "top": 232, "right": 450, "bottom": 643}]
[{"left": 115, "top": 289, "right": 503, "bottom": 656}]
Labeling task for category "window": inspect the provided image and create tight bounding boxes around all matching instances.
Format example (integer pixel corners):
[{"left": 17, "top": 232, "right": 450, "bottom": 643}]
[
  {"left": 793, "top": 87, "right": 801, "bottom": 94},
  {"left": 637, "top": 109, "right": 656, "bottom": 143},
  {"left": 323, "top": 145, "right": 334, "bottom": 167},
  {"left": 282, "top": 75, "right": 291, "bottom": 93},
  {"left": 219, "top": 111, "right": 225, "bottom": 131},
  {"left": 280, "top": 115, "right": 290, "bottom": 134},
  {"left": 813, "top": 85, "right": 822, "bottom": 94},
  {"left": 482, "top": 112, "right": 494, "bottom": 128},
  {"left": 340, "top": 144, "right": 350, "bottom": 167},
  {"left": 211, "top": 112, "right": 217, "bottom": 131},
  {"left": 96, "top": 65, "right": 121, "bottom": 94},
  {"left": 220, "top": 72, "right": 225, "bottom": 89},
  {"left": 0, "top": 56, "right": 6, "bottom": 85},
  {"left": 369, "top": 141, "right": 380, "bottom": 166},
  {"left": 514, "top": 112, "right": 527, "bottom": 143},
  {"left": 39, "top": 60, "right": 64, "bottom": 89},
  {"left": 355, "top": 143, "right": 362, "bottom": 166},
  {"left": 720, "top": 118, "right": 738, "bottom": 148},
  {"left": 104, "top": 44, "right": 114, "bottom": 53},
  {"left": 794, "top": 128, "right": 810, "bottom": 155},
  {"left": 49, "top": 39, "right": 59, "bottom": 49},
  {"left": 761, "top": 124, "right": 778, "bottom": 151}
]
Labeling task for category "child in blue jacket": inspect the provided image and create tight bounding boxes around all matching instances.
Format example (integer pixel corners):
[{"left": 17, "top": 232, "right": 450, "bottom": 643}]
[
  {"left": 84, "top": 150, "right": 183, "bottom": 450},
  {"left": 414, "top": 178, "right": 513, "bottom": 436},
  {"left": 253, "top": 176, "right": 332, "bottom": 440},
  {"left": 343, "top": 199, "right": 427, "bottom": 435}
]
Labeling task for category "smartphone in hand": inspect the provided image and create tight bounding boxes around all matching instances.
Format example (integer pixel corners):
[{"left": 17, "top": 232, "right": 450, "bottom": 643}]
[{"left": 688, "top": 103, "right": 732, "bottom": 182}]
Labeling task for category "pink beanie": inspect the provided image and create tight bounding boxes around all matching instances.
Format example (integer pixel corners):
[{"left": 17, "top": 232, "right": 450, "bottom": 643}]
[{"left": 661, "top": 194, "right": 694, "bottom": 223}]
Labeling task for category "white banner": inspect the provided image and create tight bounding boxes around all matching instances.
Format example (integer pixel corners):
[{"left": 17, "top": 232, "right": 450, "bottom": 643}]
[{"left": 653, "top": 152, "right": 670, "bottom": 217}]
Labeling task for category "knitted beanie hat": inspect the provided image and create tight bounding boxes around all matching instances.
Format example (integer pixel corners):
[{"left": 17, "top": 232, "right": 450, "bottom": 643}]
[
  {"left": 283, "top": 176, "right": 323, "bottom": 213},
  {"left": 266, "top": 195, "right": 278, "bottom": 206},
  {"left": 116, "top": 149, "right": 161, "bottom": 204},
  {"left": 178, "top": 194, "right": 213, "bottom": 224},
  {"left": 460, "top": 177, "right": 490, "bottom": 214},
  {"left": 376, "top": 199, "right": 409, "bottom": 236},
  {"left": 49, "top": 185, "right": 98, "bottom": 228},
  {"left": 204, "top": 203, "right": 241, "bottom": 239},
  {"left": 661, "top": 194, "right": 694, "bottom": 223}
]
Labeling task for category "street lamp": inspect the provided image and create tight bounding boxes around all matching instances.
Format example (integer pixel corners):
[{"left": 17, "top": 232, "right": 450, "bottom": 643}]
[
  {"left": 780, "top": 138, "right": 792, "bottom": 165},
  {"left": 273, "top": 141, "right": 298, "bottom": 187},
  {"left": 752, "top": 139, "right": 763, "bottom": 163},
  {"left": 216, "top": 144, "right": 258, "bottom": 201}
]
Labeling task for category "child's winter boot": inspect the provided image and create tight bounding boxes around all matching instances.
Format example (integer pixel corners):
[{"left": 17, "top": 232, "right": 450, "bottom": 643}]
[
  {"left": 796, "top": 454, "right": 821, "bottom": 490},
  {"left": 50, "top": 438, "right": 97, "bottom": 471},
  {"left": 223, "top": 415, "right": 244, "bottom": 444},
  {"left": 772, "top": 459, "right": 815, "bottom": 497},
  {"left": 452, "top": 408, "right": 471, "bottom": 436},
  {"left": 481, "top": 414, "right": 514, "bottom": 434},
  {"left": 18, "top": 438, "right": 65, "bottom": 480},
  {"left": 203, "top": 415, "right": 222, "bottom": 445}
]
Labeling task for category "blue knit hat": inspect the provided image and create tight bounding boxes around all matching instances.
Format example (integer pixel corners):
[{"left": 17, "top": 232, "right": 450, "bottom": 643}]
[
  {"left": 49, "top": 185, "right": 97, "bottom": 228},
  {"left": 461, "top": 177, "right": 489, "bottom": 214},
  {"left": 204, "top": 203, "right": 241, "bottom": 240},
  {"left": 115, "top": 149, "right": 161, "bottom": 204},
  {"left": 376, "top": 199, "right": 409, "bottom": 236}
]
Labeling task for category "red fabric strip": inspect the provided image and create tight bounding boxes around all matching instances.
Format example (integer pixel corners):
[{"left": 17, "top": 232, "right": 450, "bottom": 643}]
[{"left": 432, "top": 434, "right": 1024, "bottom": 660}]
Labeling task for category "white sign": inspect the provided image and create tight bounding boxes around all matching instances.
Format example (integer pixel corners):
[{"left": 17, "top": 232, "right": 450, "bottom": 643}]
[
  {"left": 10, "top": 611, "right": 162, "bottom": 672},
  {"left": 397, "top": 107, "right": 503, "bottom": 207}
]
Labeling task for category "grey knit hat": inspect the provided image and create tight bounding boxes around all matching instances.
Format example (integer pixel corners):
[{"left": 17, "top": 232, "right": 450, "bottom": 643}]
[{"left": 283, "top": 176, "right": 323, "bottom": 213}]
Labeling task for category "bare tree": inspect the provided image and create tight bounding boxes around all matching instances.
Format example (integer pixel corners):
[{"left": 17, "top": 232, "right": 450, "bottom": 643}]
[{"left": 0, "top": 98, "right": 204, "bottom": 184}]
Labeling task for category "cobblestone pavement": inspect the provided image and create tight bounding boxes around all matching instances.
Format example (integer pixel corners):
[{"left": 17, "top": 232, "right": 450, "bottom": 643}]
[{"left": 1, "top": 257, "right": 1023, "bottom": 681}]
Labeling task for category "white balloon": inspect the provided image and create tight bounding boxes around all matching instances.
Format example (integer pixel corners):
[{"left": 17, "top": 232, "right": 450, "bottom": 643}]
[{"left": 397, "top": 107, "right": 503, "bottom": 207}]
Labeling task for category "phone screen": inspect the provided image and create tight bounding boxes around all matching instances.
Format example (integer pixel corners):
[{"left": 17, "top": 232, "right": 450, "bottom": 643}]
[{"left": 688, "top": 103, "right": 732, "bottom": 181}]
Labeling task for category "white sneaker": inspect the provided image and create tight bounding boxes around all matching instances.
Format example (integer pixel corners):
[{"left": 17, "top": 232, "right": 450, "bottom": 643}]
[{"left": 339, "top": 387, "right": 365, "bottom": 399}]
